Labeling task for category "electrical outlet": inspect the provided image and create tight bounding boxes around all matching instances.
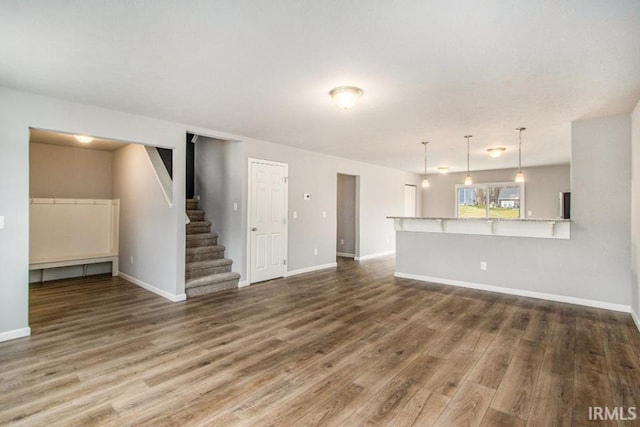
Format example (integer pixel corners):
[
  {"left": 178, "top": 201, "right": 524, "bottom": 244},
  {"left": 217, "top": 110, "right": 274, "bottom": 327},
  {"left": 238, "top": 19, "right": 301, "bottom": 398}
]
[
  {"left": 0, "top": 216, "right": 4, "bottom": 229},
  {"left": 233, "top": 202, "right": 238, "bottom": 212},
  {"left": 314, "top": 248, "right": 318, "bottom": 255},
  {"left": 527, "top": 210, "right": 532, "bottom": 217},
  {"left": 322, "top": 211, "right": 327, "bottom": 218},
  {"left": 293, "top": 211, "right": 297, "bottom": 219},
  {"left": 130, "top": 256, "right": 134, "bottom": 265},
  {"left": 480, "top": 261, "right": 487, "bottom": 270},
  {"left": 340, "top": 239, "right": 344, "bottom": 245}
]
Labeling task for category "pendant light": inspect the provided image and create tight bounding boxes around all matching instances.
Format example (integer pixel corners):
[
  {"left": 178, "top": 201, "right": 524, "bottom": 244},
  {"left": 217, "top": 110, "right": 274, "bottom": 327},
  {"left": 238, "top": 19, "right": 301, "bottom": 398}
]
[
  {"left": 421, "top": 141, "right": 430, "bottom": 188},
  {"left": 515, "top": 127, "right": 526, "bottom": 182},
  {"left": 464, "top": 135, "right": 473, "bottom": 185}
]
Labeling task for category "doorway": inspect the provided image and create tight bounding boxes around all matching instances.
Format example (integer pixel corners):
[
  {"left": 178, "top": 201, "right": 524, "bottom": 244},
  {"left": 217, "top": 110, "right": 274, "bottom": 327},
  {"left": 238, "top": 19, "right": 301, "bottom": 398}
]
[
  {"left": 336, "top": 173, "right": 359, "bottom": 259},
  {"left": 247, "top": 158, "right": 288, "bottom": 283},
  {"left": 404, "top": 184, "right": 417, "bottom": 217}
]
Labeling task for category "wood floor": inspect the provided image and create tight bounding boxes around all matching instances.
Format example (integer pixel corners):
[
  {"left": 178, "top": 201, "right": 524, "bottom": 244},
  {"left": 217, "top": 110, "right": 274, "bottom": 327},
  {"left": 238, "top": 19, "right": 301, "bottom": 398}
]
[{"left": 1, "top": 257, "right": 639, "bottom": 426}]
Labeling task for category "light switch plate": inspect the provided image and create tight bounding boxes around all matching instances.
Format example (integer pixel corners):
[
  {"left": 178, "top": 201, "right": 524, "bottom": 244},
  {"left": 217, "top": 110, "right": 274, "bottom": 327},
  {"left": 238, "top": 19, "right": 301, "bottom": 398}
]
[{"left": 0, "top": 216, "right": 4, "bottom": 229}]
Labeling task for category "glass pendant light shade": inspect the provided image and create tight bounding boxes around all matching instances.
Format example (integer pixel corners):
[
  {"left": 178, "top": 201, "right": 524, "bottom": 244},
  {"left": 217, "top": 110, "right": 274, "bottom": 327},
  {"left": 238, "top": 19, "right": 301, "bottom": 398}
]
[
  {"left": 514, "top": 127, "right": 526, "bottom": 183},
  {"left": 464, "top": 135, "right": 473, "bottom": 185},
  {"left": 421, "top": 141, "right": 430, "bottom": 189}
]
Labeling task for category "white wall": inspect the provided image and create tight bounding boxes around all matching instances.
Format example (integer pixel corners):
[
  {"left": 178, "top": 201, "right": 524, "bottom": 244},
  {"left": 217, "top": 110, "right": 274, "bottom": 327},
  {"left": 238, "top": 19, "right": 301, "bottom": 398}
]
[
  {"left": 337, "top": 174, "right": 357, "bottom": 255},
  {"left": 396, "top": 114, "right": 632, "bottom": 308},
  {"left": 632, "top": 100, "right": 640, "bottom": 320},
  {"left": 113, "top": 144, "right": 181, "bottom": 297},
  {"left": 0, "top": 87, "right": 189, "bottom": 340},
  {"left": 422, "top": 164, "right": 570, "bottom": 219},
  {"left": 30, "top": 142, "right": 114, "bottom": 199}
]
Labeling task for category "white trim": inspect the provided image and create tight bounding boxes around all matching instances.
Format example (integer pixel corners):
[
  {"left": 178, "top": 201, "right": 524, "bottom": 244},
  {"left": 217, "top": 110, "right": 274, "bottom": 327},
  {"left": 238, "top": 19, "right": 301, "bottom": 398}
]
[
  {"left": 238, "top": 280, "right": 249, "bottom": 288},
  {"left": 144, "top": 146, "right": 174, "bottom": 207},
  {"left": 394, "top": 271, "right": 631, "bottom": 313},
  {"left": 118, "top": 272, "right": 186, "bottom": 302},
  {"left": 632, "top": 309, "right": 640, "bottom": 333},
  {"left": 247, "top": 158, "right": 289, "bottom": 285},
  {"left": 0, "top": 327, "right": 31, "bottom": 343},
  {"left": 336, "top": 252, "right": 355, "bottom": 258},
  {"left": 284, "top": 262, "right": 337, "bottom": 278},
  {"left": 355, "top": 250, "right": 396, "bottom": 261}
]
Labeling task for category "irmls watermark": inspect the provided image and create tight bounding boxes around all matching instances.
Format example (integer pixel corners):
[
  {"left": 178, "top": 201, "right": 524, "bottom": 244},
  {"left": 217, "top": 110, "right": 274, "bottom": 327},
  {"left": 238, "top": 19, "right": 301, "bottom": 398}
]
[{"left": 589, "top": 406, "right": 637, "bottom": 421}]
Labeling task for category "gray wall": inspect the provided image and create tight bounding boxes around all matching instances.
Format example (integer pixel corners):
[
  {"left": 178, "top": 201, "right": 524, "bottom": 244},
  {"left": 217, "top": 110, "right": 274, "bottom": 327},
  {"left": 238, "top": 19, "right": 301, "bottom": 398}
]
[
  {"left": 30, "top": 142, "right": 114, "bottom": 199},
  {"left": 337, "top": 174, "right": 357, "bottom": 255},
  {"left": 632, "top": 101, "right": 640, "bottom": 317},
  {"left": 397, "top": 114, "right": 632, "bottom": 306},
  {"left": 113, "top": 144, "right": 180, "bottom": 295},
  {"left": 422, "top": 164, "right": 570, "bottom": 219}
]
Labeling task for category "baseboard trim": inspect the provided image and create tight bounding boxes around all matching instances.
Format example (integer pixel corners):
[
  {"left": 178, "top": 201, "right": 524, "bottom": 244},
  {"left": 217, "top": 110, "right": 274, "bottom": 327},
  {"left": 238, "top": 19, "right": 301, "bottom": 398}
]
[
  {"left": 336, "top": 252, "right": 355, "bottom": 258},
  {"left": 355, "top": 251, "right": 395, "bottom": 261},
  {"left": 238, "top": 280, "right": 249, "bottom": 288},
  {"left": 394, "top": 271, "right": 631, "bottom": 313},
  {"left": 285, "top": 262, "right": 338, "bottom": 278},
  {"left": 632, "top": 309, "right": 640, "bottom": 333},
  {"left": 118, "top": 272, "right": 186, "bottom": 302},
  {"left": 0, "top": 327, "right": 31, "bottom": 343}
]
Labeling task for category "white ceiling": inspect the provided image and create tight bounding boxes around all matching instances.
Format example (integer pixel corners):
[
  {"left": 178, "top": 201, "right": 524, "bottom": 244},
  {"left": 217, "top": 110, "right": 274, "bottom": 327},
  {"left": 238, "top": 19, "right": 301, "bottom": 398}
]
[
  {"left": 29, "top": 128, "right": 129, "bottom": 152},
  {"left": 2, "top": 1, "right": 640, "bottom": 174}
]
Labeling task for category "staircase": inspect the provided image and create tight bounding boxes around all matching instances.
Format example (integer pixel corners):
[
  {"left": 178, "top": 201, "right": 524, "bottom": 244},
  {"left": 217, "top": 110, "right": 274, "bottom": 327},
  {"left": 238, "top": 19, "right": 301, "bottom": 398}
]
[{"left": 185, "top": 198, "right": 241, "bottom": 297}]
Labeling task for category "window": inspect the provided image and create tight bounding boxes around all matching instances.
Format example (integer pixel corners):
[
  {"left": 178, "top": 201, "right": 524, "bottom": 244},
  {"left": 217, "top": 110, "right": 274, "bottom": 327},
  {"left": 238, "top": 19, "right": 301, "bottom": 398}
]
[{"left": 456, "top": 182, "right": 524, "bottom": 219}]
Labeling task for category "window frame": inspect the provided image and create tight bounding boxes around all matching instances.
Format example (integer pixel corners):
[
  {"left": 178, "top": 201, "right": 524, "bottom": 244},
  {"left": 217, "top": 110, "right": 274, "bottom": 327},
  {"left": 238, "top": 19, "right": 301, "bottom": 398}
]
[{"left": 454, "top": 181, "right": 526, "bottom": 219}]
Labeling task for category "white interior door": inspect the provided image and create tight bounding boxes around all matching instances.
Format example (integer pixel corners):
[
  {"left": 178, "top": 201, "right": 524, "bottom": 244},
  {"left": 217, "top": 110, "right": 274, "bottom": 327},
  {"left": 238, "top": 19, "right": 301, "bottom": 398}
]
[
  {"left": 404, "top": 184, "right": 417, "bottom": 216},
  {"left": 249, "top": 160, "right": 287, "bottom": 283}
]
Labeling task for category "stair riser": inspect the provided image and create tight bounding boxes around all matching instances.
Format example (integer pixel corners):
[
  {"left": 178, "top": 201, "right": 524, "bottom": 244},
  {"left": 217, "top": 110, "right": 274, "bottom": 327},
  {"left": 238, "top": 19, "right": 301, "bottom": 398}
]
[
  {"left": 185, "top": 251, "right": 225, "bottom": 263},
  {"left": 187, "top": 212, "right": 205, "bottom": 221},
  {"left": 186, "top": 200, "right": 199, "bottom": 210},
  {"left": 186, "top": 265, "right": 232, "bottom": 279},
  {"left": 186, "top": 226, "right": 211, "bottom": 235},
  {"left": 186, "top": 279, "right": 239, "bottom": 297},
  {"left": 186, "top": 237, "right": 218, "bottom": 248}
]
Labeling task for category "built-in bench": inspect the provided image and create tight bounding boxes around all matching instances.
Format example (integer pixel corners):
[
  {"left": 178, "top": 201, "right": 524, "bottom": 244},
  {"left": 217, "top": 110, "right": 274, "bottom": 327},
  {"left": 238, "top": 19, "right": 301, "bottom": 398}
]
[{"left": 29, "top": 255, "right": 119, "bottom": 282}]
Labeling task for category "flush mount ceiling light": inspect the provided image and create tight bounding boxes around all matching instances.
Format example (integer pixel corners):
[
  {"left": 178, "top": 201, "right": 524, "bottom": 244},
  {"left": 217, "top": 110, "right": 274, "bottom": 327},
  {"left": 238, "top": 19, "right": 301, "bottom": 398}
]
[
  {"left": 421, "top": 141, "right": 430, "bottom": 188},
  {"left": 515, "top": 127, "right": 526, "bottom": 182},
  {"left": 464, "top": 135, "right": 473, "bottom": 185},
  {"left": 487, "top": 147, "right": 506, "bottom": 158},
  {"left": 74, "top": 135, "right": 94, "bottom": 144},
  {"left": 329, "top": 86, "right": 363, "bottom": 110},
  {"left": 438, "top": 166, "right": 449, "bottom": 174}
]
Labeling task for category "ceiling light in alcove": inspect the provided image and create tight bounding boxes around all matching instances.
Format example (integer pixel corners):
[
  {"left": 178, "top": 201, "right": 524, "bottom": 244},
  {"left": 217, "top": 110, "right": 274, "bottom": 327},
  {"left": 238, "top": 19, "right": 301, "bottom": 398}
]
[
  {"left": 74, "top": 135, "right": 94, "bottom": 143},
  {"left": 438, "top": 167, "right": 449, "bottom": 174},
  {"left": 487, "top": 147, "right": 506, "bottom": 158},
  {"left": 329, "top": 86, "right": 363, "bottom": 110}
]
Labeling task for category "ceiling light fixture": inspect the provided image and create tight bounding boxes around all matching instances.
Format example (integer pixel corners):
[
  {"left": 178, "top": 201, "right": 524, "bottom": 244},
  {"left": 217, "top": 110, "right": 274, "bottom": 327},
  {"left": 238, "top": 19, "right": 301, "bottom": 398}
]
[
  {"left": 421, "top": 141, "right": 430, "bottom": 188},
  {"left": 74, "top": 135, "right": 94, "bottom": 144},
  {"left": 464, "top": 135, "right": 473, "bottom": 185},
  {"left": 515, "top": 127, "right": 526, "bottom": 182},
  {"left": 438, "top": 166, "right": 449, "bottom": 174},
  {"left": 487, "top": 147, "right": 506, "bottom": 158},
  {"left": 329, "top": 86, "right": 363, "bottom": 110}
]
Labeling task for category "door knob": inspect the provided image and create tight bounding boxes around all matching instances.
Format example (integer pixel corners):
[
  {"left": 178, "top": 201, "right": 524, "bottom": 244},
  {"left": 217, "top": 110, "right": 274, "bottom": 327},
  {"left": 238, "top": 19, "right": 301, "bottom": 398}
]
[{"left": 251, "top": 227, "right": 257, "bottom": 231}]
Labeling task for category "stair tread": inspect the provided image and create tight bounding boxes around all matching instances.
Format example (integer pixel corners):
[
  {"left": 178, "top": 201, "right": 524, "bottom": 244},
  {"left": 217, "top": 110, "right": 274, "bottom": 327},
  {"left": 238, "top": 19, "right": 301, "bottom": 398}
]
[
  {"left": 186, "top": 220, "right": 211, "bottom": 227},
  {"left": 186, "top": 245, "right": 225, "bottom": 254},
  {"left": 186, "top": 272, "right": 241, "bottom": 288},
  {"left": 186, "top": 259, "right": 233, "bottom": 270},
  {"left": 186, "top": 232, "right": 219, "bottom": 240}
]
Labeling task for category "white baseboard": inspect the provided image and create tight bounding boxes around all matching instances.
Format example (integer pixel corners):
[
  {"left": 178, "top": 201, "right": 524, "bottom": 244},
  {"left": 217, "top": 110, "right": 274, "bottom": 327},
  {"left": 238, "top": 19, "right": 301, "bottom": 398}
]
[
  {"left": 394, "top": 271, "right": 631, "bottom": 313},
  {"left": 632, "top": 309, "right": 640, "bottom": 333},
  {"left": 238, "top": 280, "right": 249, "bottom": 288},
  {"left": 118, "top": 272, "right": 186, "bottom": 302},
  {"left": 285, "top": 262, "right": 338, "bottom": 278},
  {"left": 336, "top": 252, "right": 355, "bottom": 258},
  {"left": 0, "top": 327, "right": 31, "bottom": 343},
  {"left": 355, "top": 251, "right": 395, "bottom": 261}
]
